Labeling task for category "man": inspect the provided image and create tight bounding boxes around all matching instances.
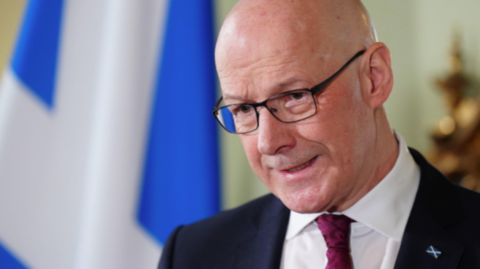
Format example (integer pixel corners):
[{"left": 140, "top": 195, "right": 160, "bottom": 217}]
[{"left": 159, "top": 0, "right": 480, "bottom": 268}]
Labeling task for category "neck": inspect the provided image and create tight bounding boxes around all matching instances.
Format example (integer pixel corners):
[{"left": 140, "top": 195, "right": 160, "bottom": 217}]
[{"left": 334, "top": 107, "right": 399, "bottom": 212}]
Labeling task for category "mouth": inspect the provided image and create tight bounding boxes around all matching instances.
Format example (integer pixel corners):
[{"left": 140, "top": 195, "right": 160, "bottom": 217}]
[{"left": 284, "top": 156, "right": 318, "bottom": 173}]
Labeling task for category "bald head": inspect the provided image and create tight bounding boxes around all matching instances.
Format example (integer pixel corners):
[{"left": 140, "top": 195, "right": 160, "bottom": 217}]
[{"left": 216, "top": 0, "right": 377, "bottom": 76}]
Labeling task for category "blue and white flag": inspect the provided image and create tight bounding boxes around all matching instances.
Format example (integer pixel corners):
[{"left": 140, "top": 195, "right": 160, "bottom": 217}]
[{"left": 0, "top": 0, "right": 220, "bottom": 268}]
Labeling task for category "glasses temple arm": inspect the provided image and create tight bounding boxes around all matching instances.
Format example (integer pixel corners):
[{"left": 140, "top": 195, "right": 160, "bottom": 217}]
[{"left": 311, "top": 50, "right": 366, "bottom": 94}]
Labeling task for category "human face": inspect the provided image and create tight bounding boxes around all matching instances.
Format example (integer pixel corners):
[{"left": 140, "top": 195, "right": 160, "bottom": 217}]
[{"left": 219, "top": 46, "right": 378, "bottom": 213}]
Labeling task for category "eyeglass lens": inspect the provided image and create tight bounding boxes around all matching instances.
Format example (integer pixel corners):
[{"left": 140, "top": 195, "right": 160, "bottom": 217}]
[{"left": 215, "top": 89, "right": 316, "bottom": 134}]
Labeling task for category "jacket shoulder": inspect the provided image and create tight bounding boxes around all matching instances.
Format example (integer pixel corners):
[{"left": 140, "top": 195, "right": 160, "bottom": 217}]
[
  {"left": 159, "top": 194, "right": 287, "bottom": 269},
  {"left": 403, "top": 148, "right": 480, "bottom": 268},
  {"left": 180, "top": 193, "right": 281, "bottom": 238},
  {"left": 451, "top": 185, "right": 480, "bottom": 234}
]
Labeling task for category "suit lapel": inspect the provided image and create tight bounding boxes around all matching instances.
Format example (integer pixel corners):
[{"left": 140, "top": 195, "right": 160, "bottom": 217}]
[
  {"left": 234, "top": 195, "right": 290, "bottom": 269},
  {"left": 394, "top": 149, "right": 465, "bottom": 269}
]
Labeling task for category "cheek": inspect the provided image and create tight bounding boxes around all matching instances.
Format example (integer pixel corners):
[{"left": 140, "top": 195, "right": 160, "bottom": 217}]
[
  {"left": 298, "top": 84, "right": 372, "bottom": 165},
  {"left": 301, "top": 89, "right": 360, "bottom": 142},
  {"left": 239, "top": 135, "right": 264, "bottom": 173}
]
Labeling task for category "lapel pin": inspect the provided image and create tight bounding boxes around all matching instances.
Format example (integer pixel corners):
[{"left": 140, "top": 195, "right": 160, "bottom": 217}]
[{"left": 426, "top": 245, "right": 441, "bottom": 259}]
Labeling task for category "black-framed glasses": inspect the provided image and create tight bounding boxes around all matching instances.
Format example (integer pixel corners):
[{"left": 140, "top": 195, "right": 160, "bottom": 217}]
[{"left": 212, "top": 50, "right": 366, "bottom": 134}]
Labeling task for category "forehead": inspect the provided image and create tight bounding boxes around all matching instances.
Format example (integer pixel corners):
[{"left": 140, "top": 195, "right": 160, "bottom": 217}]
[
  {"left": 219, "top": 55, "right": 324, "bottom": 103},
  {"left": 215, "top": 4, "right": 348, "bottom": 103},
  {"left": 217, "top": 31, "right": 335, "bottom": 104}
]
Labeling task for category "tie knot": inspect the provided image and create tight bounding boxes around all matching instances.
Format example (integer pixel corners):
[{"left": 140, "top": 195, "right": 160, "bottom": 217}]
[{"left": 316, "top": 214, "right": 353, "bottom": 249}]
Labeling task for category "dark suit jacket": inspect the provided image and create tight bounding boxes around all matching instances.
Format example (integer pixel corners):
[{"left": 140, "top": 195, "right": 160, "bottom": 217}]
[{"left": 158, "top": 149, "right": 480, "bottom": 268}]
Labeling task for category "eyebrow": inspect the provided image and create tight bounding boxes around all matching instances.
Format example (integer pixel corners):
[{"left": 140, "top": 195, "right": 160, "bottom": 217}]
[
  {"left": 222, "top": 77, "right": 312, "bottom": 103},
  {"left": 223, "top": 93, "right": 245, "bottom": 102}
]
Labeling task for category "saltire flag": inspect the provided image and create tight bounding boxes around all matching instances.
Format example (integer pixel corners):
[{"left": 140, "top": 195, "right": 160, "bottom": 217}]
[{"left": 0, "top": 0, "right": 220, "bottom": 268}]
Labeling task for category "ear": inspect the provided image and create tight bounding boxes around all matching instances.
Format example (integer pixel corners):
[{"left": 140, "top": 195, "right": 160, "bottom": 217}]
[{"left": 360, "top": 42, "right": 394, "bottom": 109}]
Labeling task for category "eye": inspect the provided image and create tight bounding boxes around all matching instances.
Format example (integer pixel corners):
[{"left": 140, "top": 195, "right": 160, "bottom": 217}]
[
  {"left": 291, "top": 92, "right": 305, "bottom": 100},
  {"left": 239, "top": 105, "right": 252, "bottom": 114}
]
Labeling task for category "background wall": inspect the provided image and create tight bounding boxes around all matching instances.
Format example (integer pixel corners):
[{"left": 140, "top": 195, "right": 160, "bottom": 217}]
[
  {"left": 0, "top": 0, "right": 26, "bottom": 76},
  {"left": 1, "top": 0, "right": 478, "bottom": 210}
]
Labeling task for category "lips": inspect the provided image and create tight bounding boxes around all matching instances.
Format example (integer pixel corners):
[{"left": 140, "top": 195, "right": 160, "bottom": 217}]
[{"left": 284, "top": 156, "right": 317, "bottom": 173}]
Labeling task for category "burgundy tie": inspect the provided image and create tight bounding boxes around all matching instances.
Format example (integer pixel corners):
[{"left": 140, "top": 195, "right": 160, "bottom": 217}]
[{"left": 316, "top": 214, "right": 353, "bottom": 269}]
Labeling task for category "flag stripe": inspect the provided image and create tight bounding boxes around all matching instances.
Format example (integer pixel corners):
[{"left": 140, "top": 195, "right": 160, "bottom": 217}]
[
  {"left": 11, "top": 0, "right": 64, "bottom": 108},
  {"left": 137, "top": 0, "right": 220, "bottom": 244},
  {"left": 0, "top": 242, "right": 28, "bottom": 269}
]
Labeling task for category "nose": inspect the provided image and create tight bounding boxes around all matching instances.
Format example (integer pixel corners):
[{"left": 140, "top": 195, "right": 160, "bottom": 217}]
[{"left": 257, "top": 108, "right": 295, "bottom": 155}]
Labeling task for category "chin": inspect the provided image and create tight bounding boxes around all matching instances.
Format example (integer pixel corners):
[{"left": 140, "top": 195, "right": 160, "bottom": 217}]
[{"left": 278, "top": 190, "right": 331, "bottom": 213}]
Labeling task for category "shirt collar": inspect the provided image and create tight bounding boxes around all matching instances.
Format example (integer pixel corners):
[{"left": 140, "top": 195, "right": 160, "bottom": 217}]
[{"left": 285, "top": 132, "right": 420, "bottom": 241}]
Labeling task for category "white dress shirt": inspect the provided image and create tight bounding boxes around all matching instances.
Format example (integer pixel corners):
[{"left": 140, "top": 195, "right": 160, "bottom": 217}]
[{"left": 280, "top": 133, "right": 420, "bottom": 269}]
